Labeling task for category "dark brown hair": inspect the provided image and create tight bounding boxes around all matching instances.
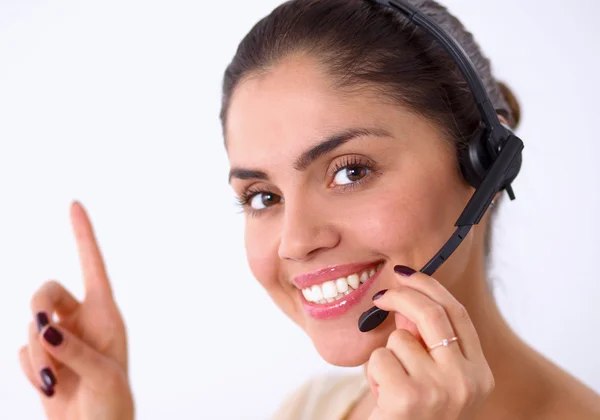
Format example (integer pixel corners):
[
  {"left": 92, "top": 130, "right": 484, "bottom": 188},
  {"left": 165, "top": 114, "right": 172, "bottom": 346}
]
[{"left": 220, "top": 0, "right": 521, "bottom": 266}]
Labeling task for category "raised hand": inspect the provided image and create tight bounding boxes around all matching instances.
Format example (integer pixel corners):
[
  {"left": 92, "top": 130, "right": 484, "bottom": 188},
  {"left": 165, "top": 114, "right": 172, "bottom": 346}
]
[
  {"left": 18, "top": 201, "right": 134, "bottom": 420},
  {"left": 366, "top": 266, "right": 495, "bottom": 420}
]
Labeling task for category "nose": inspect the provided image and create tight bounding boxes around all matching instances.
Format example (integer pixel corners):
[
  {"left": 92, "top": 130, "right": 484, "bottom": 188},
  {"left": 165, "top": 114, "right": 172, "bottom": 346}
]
[{"left": 278, "top": 195, "right": 340, "bottom": 262}]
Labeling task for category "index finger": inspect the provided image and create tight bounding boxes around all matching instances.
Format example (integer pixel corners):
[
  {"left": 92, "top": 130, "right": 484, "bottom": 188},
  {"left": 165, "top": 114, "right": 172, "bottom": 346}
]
[
  {"left": 388, "top": 267, "right": 483, "bottom": 362},
  {"left": 70, "top": 201, "right": 113, "bottom": 301},
  {"left": 373, "top": 287, "right": 463, "bottom": 364}
]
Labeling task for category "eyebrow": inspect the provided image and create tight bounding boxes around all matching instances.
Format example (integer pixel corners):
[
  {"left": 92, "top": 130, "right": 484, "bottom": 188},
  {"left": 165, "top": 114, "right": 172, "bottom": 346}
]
[{"left": 227, "top": 127, "right": 392, "bottom": 183}]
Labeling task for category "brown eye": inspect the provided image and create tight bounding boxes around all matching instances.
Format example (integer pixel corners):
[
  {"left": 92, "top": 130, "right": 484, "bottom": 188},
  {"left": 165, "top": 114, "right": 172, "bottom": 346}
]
[
  {"left": 333, "top": 165, "right": 371, "bottom": 186},
  {"left": 249, "top": 192, "right": 282, "bottom": 210}
]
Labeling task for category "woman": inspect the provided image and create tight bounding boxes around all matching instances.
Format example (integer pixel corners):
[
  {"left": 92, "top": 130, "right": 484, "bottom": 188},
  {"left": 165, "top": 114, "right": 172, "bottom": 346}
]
[{"left": 18, "top": 0, "right": 600, "bottom": 418}]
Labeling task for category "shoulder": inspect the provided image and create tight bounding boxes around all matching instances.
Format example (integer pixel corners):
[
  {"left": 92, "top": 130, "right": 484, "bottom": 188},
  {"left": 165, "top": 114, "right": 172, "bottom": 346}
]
[
  {"left": 537, "top": 377, "right": 600, "bottom": 420},
  {"left": 540, "top": 397, "right": 600, "bottom": 420},
  {"left": 270, "top": 371, "right": 369, "bottom": 420}
]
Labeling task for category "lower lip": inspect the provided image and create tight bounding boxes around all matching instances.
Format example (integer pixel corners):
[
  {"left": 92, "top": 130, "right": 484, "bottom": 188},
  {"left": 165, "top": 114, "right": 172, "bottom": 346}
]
[{"left": 300, "top": 265, "right": 383, "bottom": 320}]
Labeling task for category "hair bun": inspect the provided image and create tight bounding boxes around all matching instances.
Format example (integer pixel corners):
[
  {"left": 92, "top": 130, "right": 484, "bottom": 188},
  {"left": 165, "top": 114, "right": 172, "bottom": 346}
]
[{"left": 497, "top": 81, "right": 521, "bottom": 129}]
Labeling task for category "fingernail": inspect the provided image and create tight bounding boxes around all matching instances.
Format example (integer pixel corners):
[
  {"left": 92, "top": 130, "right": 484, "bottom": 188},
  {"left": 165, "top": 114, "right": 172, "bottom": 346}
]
[
  {"left": 40, "top": 368, "right": 57, "bottom": 388},
  {"left": 36, "top": 312, "right": 49, "bottom": 333},
  {"left": 372, "top": 289, "right": 388, "bottom": 300},
  {"left": 394, "top": 265, "right": 416, "bottom": 277},
  {"left": 40, "top": 385, "right": 54, "bottom": 397},
  {"left": 43, "top": 326, "right": 63, "bottom": 346}
]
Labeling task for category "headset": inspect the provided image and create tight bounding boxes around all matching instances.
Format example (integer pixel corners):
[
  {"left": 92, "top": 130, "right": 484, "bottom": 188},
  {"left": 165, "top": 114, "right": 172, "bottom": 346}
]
[{"left": 358, "top": 0, "right": 524, "bottom": 332}]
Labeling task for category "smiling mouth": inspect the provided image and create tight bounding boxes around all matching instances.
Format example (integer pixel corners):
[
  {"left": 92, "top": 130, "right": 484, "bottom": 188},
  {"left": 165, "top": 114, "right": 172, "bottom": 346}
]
[{"left": 300, "top": 262, "right": 384, "bottom": 304}]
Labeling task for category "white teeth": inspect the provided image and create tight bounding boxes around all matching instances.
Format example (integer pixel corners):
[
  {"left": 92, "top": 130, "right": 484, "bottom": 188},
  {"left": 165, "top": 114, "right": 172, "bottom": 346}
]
[
  {"left": 311, "top": 284, "right": 323, "bottom": 301},
  {"left": 347, "top": 273, "right": 359, "bottom": 289},
  {"left": 302, "top": 288, "right": 312, "bottom": 301},
  {"left": 301, "top": 263, "right": 383, "bottom": 304},
  {"left": 360, "top": 271, "right": 368, "bottom": 283},
  {"left": 335, "top": 278, "right": 349, "bottom": 293},
  {"left": 322, "top": 281, "right": 338, "bottom": 299}
]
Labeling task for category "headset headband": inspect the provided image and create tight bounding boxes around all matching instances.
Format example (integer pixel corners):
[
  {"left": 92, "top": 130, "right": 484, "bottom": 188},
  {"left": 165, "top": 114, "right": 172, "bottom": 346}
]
[
  {"left": 358, "top": 0, "right": 524, "bottom": 332},
  {"left": 375, "top": 0, "right": 510, "bottom": 156}
]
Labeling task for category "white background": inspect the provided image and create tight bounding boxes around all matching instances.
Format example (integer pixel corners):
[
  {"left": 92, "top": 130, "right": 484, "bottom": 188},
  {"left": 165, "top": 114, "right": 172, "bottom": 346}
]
[{"left": 1, "top": 0, "right": 599, "bottom": 418}]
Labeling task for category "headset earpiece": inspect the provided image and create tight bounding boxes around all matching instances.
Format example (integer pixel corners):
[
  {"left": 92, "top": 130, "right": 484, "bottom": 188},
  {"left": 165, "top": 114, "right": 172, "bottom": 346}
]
[
  {"left": 458, "top": 123, "right": 490, "bottom": 189},
  {"left": 459, "top": 122, "right": 522, "bottom": 193}
]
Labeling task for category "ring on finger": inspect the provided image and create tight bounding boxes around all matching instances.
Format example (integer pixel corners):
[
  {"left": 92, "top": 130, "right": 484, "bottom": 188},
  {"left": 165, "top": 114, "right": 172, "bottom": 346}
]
[{"left": 427, "top": 336, "right": 459, "bottom": 352}]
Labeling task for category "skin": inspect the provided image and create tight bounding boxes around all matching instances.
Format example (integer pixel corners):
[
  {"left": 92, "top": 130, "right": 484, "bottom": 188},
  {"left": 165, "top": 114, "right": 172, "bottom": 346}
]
[
  {"left": 18, "top": 53, "right": 600, "bottom": 419},
  {"left": 226, "top": 52, "right": 477, "bottom": 366},
  {"left": 225, "top": 53, "right": 600, "bottom": 419},
  {"left": 19, "top": 202, "right": 132, "bottom": 420}
]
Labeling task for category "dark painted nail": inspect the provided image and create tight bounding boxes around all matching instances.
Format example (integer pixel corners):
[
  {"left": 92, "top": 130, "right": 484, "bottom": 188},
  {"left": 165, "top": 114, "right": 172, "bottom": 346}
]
[
  {"left": 394, "top": 265, "right": 416, "bottom": 277},
  {"left": 372, "top": 289, "right": 388, "bottom": 300},
  {"left": 40, "top": 385, "right": 54, "bottom": 397},
  {"left": 43, "top": 326, "right": 63, "bottom": 346},
  {"left": 40, "top": 368, "right": 56, "bottom": 388},
  {"left": 36, "top": 312, "right": 49, "bottom": 333}
]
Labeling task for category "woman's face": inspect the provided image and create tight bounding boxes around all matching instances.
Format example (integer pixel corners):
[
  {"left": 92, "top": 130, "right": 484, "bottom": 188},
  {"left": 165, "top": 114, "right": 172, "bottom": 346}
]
[{"left": 226, "top": 54, "right": 480, "bottom": 366}]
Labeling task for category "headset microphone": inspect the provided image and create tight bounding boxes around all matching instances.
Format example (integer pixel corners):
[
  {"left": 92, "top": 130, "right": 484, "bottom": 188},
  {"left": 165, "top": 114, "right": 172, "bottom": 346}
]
[{"left": 358, "top": 0, "right": 524, "bottom": 333}]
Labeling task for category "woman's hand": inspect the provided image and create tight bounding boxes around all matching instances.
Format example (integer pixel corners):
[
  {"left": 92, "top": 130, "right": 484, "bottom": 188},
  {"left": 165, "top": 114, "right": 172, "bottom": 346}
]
[
  {"left": 366, "top": 266, "right": 495, "bottom": 420},
  {"left": 18, "top": 201, "right": 134, "bottom": 420}
]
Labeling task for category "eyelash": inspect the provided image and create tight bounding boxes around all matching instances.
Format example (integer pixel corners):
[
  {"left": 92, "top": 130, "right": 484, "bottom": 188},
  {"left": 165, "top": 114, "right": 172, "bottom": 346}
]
[
  {"left": 234, "top": 185, "right": 283, "bottom": 218},
  {"left": 235, "top": 156, "right": 379, "bottom": 217}
]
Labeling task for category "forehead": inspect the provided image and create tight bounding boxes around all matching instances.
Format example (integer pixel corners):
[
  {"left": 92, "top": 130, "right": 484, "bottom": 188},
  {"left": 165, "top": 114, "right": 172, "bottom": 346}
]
[{"left": 225, "top": 54, "right": 397, "bottom": 165}]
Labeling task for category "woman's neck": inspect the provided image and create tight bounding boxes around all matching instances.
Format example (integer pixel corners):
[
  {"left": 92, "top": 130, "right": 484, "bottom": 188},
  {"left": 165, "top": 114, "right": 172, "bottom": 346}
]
[{"left": 451, "top": 266, "right": 550, "bottom": 419}]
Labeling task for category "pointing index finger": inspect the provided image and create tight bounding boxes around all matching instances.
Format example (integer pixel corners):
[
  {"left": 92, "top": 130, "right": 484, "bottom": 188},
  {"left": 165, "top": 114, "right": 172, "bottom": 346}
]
[{"left": 70, "top": 201, "right": 113, "bottom": 301}]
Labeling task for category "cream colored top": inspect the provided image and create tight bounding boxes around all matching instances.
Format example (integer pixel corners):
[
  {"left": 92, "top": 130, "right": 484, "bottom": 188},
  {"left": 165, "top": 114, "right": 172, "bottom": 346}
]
[{"left": 271, "top": 372, "right": 370, "bottom": 420}]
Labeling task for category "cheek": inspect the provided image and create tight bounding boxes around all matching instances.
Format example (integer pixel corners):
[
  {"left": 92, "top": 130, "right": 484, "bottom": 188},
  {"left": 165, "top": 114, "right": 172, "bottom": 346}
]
[
  {"left": 337, "top": 161, "right": 466, "bottom": 276},
  {"left": 244, "top": 220, "right": 280, "bottom": 291},
  {"left": 345, "top": 187, "right": 452, "bottom": 259}
]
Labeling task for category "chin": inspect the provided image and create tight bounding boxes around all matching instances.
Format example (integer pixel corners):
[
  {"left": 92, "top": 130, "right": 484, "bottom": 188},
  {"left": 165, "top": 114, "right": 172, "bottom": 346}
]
[{"left": 304, "top": 315, "right": 397, "bottom": 367}]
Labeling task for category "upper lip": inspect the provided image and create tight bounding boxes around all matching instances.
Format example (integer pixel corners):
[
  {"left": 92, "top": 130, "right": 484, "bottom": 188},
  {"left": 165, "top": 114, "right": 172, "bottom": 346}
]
[{"left": 292, "top": 260, "right": 383, "bottom": 290}]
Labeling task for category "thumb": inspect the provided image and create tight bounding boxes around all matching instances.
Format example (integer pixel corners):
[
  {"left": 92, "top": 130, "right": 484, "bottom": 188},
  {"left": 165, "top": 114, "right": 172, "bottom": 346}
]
[
  {"left": 38, "top": 323, "right": 121, "bottom": 390},
  {"left": 70, "top": 201, "right": 114, "bottom": 301}
]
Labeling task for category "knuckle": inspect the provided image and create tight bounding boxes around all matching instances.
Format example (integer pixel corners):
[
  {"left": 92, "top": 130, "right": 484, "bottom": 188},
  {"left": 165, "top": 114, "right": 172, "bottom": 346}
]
[
  {"left": 422, "top": 305, "right": 447, "bottom": 324},
  {"left": 424, "top": 385, "right": 448, "bottom": 410},
  {"left": 483, "top": 369, "right": 496, "bottom": 394},
  {"left": 387, "top": 329, "right": 410, "bottom": 348},
  {"left": 369, "top": 347, "right": 388, "bottom": 365},
  {"left": 29, "top": 292, "right": 41, "bottom": 312},
  {"left": 368, "top": 347, "right": 392, "bottom": 374},
  {"left": 454, "top": 303, "right": 471, "bottom": 322},
  {"left": 30, "top": 280, "right": 60, "bottom": 310},
  {"left": 44, "top": 279, "right": 62, "bottom": 291},
  {"left": 455, "top": 375, "right": 477, "bottom": 405},
  {"left": 393, "top": 387, "right": 421, "bottom": 413}
]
